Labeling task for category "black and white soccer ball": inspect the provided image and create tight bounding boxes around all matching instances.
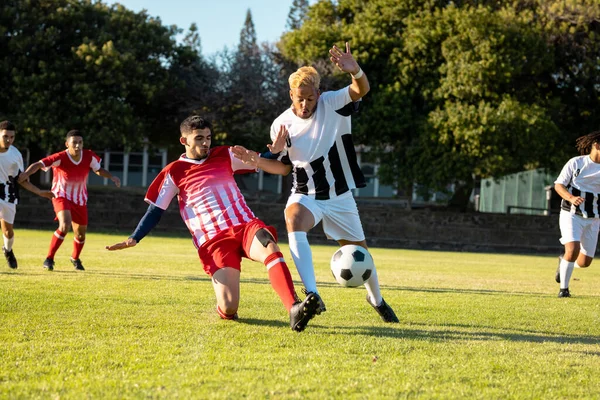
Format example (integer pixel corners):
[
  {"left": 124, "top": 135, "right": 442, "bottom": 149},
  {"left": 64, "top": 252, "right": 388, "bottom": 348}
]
[{"left": 330, "top": 245, "right": 374, "bottom": 287}]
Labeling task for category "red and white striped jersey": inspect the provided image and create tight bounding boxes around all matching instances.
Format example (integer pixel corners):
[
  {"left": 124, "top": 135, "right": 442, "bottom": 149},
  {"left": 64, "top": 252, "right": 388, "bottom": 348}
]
[
  {"left": 144, "top": 146, "right": 257, "bottom": 248},
  {"left": 40, "top": 149, "right": 102, "bottom": 206}
]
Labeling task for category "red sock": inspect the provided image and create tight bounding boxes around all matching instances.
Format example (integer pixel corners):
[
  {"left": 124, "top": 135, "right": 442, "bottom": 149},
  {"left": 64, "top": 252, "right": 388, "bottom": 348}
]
[
  {"left": 47, "top": 230, "right": 66, "bottom": 259},
  {"left": 216, "top": 306, "right": 238, "bottom": 320},
  {"left": 72, "top": 238, "right": 85, "bottom": 259},
  {"left": 265, "top": 252, "right": 297, "bottom": 311}
]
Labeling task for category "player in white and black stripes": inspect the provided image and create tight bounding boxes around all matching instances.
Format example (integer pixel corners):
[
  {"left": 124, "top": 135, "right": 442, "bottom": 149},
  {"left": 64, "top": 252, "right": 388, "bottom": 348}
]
[
  {"left": 232, "top": 43, "right": 398, "bottom": 323},
  {"left": 554, "top": 131, "right": 600, "bottom": 297},
  {"left": 0, "top": 121, "right": 54, "bottom": 269}
]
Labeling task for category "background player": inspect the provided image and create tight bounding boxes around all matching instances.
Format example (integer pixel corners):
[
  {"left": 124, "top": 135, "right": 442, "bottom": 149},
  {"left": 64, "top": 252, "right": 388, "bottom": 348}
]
[
  {"left": 19, "top": 130, "right": 121, "bottom": 271},
  {"left": 0, "top": 120, "right": 54, "bottom": 269},
  {"left": 105, "top": 116, "right": 319, "bottom": 332},
  {"left": 554, "top": 131, "right": 600, "bottom": 297},
  {"left": 233, "top": 42, "right": 398, "bottom": 323}
]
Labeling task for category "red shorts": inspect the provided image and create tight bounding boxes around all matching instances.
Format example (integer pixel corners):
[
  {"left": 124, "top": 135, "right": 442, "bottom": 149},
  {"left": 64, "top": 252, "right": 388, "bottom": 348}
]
[
  {"left": 198, "top": 219, "right": 277, "bottom": 276},
  {"left": 52, "top": 197, "right": 88, "bottom": 225}
]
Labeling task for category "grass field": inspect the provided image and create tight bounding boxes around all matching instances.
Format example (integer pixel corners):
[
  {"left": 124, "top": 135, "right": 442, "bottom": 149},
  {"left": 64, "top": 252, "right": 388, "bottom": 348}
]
[{"left": 1, "top": 229, "right": 600, "bottom": 399}]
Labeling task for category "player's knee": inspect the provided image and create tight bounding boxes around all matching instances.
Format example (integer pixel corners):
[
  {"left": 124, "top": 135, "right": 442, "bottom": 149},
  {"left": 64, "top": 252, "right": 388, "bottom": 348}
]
[{"left": 255, "top": 229, "right": 276, "bottom": 248}]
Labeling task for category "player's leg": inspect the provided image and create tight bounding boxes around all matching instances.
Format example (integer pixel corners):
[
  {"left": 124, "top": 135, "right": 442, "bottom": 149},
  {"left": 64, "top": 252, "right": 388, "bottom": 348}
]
[
  {"left": 45, "top": 199, "right": 72, "bottom": 270},
  {"left": 557, "top": 211, "right": 582, "bottom": 297},
  {"left": 199, "top": 235, "right": 243, "bottom": 320},
  {"left": 285, "top": 194, "right": 321, "bottom": 297},
  {"left": 1, "top": 218, "right": 17, "bottom": 269},
  {"left": 325, "top": 194, "right": 398, "bottom": 322},
  {"left": 211, "top": 267, "right": 241, "bottom": 320},
  {"left": 0, "top": 202, "right": 18, "bottom": 269},
  {"left": 245, "top": 222, "right": 319, "bottom": 331},
  {"left": 70, "top": 222, "right": 87, "bottom": 271}
]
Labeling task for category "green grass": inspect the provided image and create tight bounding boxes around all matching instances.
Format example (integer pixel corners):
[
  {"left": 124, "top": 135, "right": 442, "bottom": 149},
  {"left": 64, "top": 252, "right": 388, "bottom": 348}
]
[{"left": 1, "top": 229, "right": 600, "bottom": 399}]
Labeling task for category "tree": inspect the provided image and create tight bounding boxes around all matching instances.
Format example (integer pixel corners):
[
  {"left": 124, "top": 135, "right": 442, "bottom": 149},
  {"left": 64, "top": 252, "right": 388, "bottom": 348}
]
[
  {"left": 276, "top": 0, "right": 600, "bottom": 208},
  {"left": 286, "top": 0, "right": 310, "bottom": 31},
  {"left": 0, "top": 0, "right": 211, "bottom": 155}
]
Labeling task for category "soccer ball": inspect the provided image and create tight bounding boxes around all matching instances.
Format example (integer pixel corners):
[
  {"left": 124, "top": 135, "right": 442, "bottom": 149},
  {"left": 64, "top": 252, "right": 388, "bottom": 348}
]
[{"left": 330, "top": 245, "right": 374, "bottom": 287}]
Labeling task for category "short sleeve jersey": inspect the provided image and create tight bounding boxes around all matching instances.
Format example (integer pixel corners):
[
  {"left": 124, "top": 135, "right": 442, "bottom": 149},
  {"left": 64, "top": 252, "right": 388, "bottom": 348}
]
[
  {"left": 144, "top": 146, "right": 258, "bottom": 248},
  {"left": 40, "top": 149, "right": 102, "bottom": 206},
  {"left": 0, "top": 146, "right": 24, "bottom": 204},
  {"left": 270, "top": 86, "right": 366, "bottom": 200},
  {"left": 555, "top": 155, "right": 600, "bottom": 218}
]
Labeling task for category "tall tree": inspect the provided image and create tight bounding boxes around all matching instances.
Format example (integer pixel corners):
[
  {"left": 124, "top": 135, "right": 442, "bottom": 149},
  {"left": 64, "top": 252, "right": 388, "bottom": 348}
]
[{"left": 286, "top": 0, "right": 310, "bottom": 30}]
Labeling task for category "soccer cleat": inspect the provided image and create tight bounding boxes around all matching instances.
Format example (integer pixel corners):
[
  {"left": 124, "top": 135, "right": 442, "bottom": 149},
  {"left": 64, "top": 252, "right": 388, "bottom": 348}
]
[
  {"left": 555, "top": 255, "right": 561, "bottom": 283},
  {"left": 368, "top": 296, "right": 399, "bottom": 323},
  {"left": 3, "top": 247, "right": 17, "bottom": 269},
  {"left": 558, "top": 288, "right": 571, "bottom": 298},
  {"left": 303, "top": 288, "right": 326, "bottom": 314},
  {"left": 70, "top": 258, "right": 85, "bottom": 271},
  {"left": 43, "top": 257, "right": 55, "bottom": 271},
  {"left": 290, "top": 291, "right": 320, "bottom": 332}
]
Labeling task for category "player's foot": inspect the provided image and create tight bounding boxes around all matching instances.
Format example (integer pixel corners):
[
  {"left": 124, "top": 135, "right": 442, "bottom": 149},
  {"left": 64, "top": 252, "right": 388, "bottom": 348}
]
[
  {"left": 3, "top": 247, "right": 17, "bottom": 269},
  {"left": 558, "top": 288, "right": 571, "bottom": 298},
  {"left": 290, "top": 292, "right": 320, "bottom": 332},
  {"left": 303, "top": 288, "right": 326, "bottom": 314},
  {"left": 43, "top": 257, "right": 55, "bottom": 271},
  {"left": 70, "top": 258, "right": 85, "bottom": 271},
  {"left": 368, "top": 296, "right": 399, "bottom": 323},
  {"left": 555, "top": 255, "right": 561, "bottom": 283}
]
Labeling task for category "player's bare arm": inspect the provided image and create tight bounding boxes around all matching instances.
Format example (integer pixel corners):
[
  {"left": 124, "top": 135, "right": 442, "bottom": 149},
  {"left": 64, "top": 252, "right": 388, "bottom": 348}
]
[
  {"left": 329, "top": 42, "right": 370, "bottom": 102},
  {"left": 106, "top": 237, "right": 137, "bottom": 251},
  {"left": 555, "top": 183, "right": 584, "bottom": 206},
  {"left": 18, "top": 161, "right": 44, "bottom": 183},
  {"left": 18, "top": 179, "right": 54, "bottom": 200},
  {"left": 231, "top": 146, "right": 292, "bottom": 176},
  {"left": 267, "top": 125, "right": 289, "bottom": 154},
  {"left": 94, "top": 168, "right": 121, "bottom": 187}
]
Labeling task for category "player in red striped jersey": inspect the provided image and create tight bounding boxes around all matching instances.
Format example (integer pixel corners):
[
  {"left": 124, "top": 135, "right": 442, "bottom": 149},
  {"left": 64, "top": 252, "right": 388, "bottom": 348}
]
[
  {"left": 19, "top": 130, "right": 121, "bottom": 271},
  {"left": 105, "top": 116, "right": 319, "bottom": 331}
]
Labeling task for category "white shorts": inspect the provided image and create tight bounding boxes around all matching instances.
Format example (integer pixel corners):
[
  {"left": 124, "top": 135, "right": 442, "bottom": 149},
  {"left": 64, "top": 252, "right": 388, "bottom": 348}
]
[
  {"left": 286, "top": 191, "right": 365, "bottom": 242},
  {"left": 0, "top": 200, "right": 16, "bottom": 224},
  {"left": 559, "top": 210, "right": 600, "bottom": 256}
]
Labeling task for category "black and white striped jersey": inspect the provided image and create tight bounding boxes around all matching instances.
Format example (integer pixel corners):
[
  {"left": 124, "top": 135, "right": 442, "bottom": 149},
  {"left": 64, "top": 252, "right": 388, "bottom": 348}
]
[
  {"left": 555, "top": 155, "right": 600, "bottom": 218},
  {"left": 0, "top": 146, "right": 23, "bottom": 204},
  {"left": 270, "top": 86, "right": 366, "bottom": 200}
]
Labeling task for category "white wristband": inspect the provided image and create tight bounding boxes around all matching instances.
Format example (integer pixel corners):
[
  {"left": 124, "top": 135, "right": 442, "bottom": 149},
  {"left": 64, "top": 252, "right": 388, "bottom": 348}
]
[{"left": 351, "top": 68, "right": 364, "bottom": 79}]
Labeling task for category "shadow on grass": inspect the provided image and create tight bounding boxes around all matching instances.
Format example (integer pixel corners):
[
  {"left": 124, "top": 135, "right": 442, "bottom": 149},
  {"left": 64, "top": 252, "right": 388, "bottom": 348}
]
[{"left": 312, "top": 323, "right": 600, "bottom": 345}]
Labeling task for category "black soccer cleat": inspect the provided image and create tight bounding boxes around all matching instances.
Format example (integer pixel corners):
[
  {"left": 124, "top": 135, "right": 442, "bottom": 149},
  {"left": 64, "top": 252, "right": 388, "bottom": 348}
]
[
  {"left": 3, "top": 247, "right": 17, "bottom": 269},
  {"left": 303, "top": 288, "right": 326, "bottom": 314},
  {"left": 43, "top": 257, "right": 55, "bottom": 271},
  {"left": 290, "top": 291, "right": 320, "bottom": 332},
  {"left": 368, "top": 296, "right": 399, "bottom": 323},
  {"left": 555, "top": 256, "right": 561, "bottom": 283},
  {"left": 558, "top": 288, "right": 571, "bottom": 298},
  {"left": 70, "top": 258, "right": 85, "bottom": 271}
]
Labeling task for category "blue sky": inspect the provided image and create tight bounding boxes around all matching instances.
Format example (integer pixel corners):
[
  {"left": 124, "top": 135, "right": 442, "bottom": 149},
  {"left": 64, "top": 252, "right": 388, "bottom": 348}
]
[{"left": 106, "top": 0, "right": 313, "bottom": 57}]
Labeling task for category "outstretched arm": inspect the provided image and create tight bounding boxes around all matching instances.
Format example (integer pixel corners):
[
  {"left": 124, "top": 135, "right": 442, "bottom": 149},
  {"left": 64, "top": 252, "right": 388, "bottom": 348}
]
[
  {"left": 94, "top": 168, "right": 121, "bottom": 187},
  {"left": 18, "top": 178, "right": 54, "bottom": 200},
  {"left": 231, "top": 146, "right": 292, "bottom": 176},
  {"left": 18, "top": 161, "right": 44, "bottom": 183},
  {"left": 105, "top": 204, "right": 164, "bottom": 250},
  {"left": 329, "top": 42, "right": 370, "bottom": 102}
]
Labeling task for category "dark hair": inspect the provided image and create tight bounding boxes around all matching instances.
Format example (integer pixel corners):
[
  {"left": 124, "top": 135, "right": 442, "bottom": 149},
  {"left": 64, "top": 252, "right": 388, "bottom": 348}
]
[
  {"left": 180, "top": 115, "right": 212, "bottom": 136},
  {"left": 576, "top": 131, "right": 600, "bottom": 155},
  {"left": 66, "top": 129, "right": 83, "bottom": 140},
  {"left": 0, "top": 120, "right": 16, "bottom": 131}
]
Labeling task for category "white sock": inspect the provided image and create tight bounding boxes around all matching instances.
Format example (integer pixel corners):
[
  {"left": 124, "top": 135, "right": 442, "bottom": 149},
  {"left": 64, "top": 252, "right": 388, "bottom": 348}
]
[
  {"left": 559, "top": 258, "right": 575, "bottom": 289},
  {"left": 3, "top": 235, "right": 14, "bottom": 251},
  {"left": 364, "top": 266, "right": 383, "bottom": 306},
  {"left": 287, "top": 232, "right": 318, "bottom": 294}
]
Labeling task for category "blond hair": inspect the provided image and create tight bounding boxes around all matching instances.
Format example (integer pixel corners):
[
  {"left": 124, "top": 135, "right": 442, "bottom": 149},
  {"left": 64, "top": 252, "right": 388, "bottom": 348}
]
[{"left": 288, "top": 66, "right": 320, "bottom": 90}]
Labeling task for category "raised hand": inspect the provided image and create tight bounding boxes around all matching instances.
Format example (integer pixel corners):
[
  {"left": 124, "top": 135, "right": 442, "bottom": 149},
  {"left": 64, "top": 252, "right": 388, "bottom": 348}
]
[
  {"left": 329, "top": 42, "right": 360, "bottom": 75},
  {"left": 231, "top": 145, "right": 259, "bottom": 167},
  {"left": 106, "top": 237, "right": 137, "bottom": 251},
  {"left": 267, "top": 125, "right": 289, "bottom": 154}
]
